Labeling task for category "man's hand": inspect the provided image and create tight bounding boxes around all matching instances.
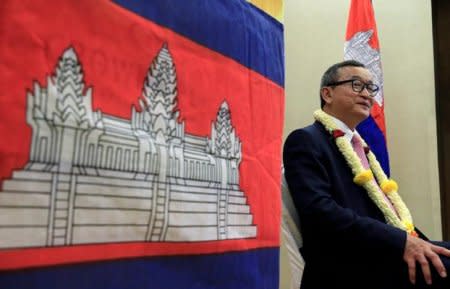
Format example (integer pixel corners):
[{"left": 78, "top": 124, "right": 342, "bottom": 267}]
[{"left": 403, "top": 234, "right": 450, "bottom": 285}]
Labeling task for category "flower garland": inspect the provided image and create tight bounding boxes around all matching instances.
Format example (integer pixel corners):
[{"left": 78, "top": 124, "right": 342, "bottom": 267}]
[{"left": 313, "top": 109, "right": 417, "bottom": 236}]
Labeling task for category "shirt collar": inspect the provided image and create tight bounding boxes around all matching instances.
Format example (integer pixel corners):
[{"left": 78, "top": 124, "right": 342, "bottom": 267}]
[{"left": 323, "top": 112, "right": 357, "bottom": 143}]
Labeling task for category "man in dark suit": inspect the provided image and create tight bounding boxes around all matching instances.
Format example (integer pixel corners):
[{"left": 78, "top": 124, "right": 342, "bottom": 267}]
[{"left": 283, "top": 60, "right": 450, "bottom": 289}]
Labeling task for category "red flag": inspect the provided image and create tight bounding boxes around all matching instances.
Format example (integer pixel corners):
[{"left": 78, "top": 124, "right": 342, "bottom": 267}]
[
  {"left": 344, "top": 0, "right": 390, "bottom": 175},
  {"left": 0, "top": 1, "right": 283, "bottom": 288}
]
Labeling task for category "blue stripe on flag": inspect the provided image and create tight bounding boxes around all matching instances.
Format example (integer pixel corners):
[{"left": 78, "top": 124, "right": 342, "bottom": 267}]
[
  {"left": 0, "top": 248, "right": 279, "bottom": 289},
  {"left": 111, "top": 0, "right": 284, "bottom": 87},
  {"left": 357, "top": 116, "right": 390, "bottom": 176}
]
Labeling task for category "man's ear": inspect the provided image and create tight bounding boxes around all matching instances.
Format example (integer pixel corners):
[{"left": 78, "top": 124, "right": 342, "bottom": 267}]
[{"left": 320, "top": 87, "right": 333, "bottom": 105}]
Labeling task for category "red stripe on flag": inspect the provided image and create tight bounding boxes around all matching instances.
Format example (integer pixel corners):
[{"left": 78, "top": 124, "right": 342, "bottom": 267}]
[
  {"left": 345, "top": 0, "right": 380, "bottom": 50},
  {"left": 371, "top": 102, "right": 386, "bottom": 137},
  {"left": 0, "top": 239, "right": 279, "bottom": 270}
]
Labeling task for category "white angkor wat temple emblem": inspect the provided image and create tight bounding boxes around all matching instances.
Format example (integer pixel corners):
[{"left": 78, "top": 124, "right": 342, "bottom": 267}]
[
  {"left": 0, "top": 45, "right": 256, "bottom": 249},
  {"left": 344, "top": 30, "right": 384, "bottom": 106}
]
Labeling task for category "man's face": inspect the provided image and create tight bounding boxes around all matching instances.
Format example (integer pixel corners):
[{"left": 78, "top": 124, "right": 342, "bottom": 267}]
[{"left": 322, "top": 66, "right": 375, "bottom": 129}]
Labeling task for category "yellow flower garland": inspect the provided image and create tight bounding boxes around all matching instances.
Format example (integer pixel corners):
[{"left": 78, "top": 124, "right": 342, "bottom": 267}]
[{"left": 313, "top": 109, "right": 416, "bottom": 235}]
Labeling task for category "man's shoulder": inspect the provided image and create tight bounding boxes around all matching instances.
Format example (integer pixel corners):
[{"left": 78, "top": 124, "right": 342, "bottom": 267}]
[
  {"left": 286, "top": 122, "right": 326, "bottom": 142},
  {"left": 284, "top": 122, "right": 329, "bottom": 153}
]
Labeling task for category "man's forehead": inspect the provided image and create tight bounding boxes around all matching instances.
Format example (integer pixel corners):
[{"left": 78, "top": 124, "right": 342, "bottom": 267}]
[{"left": 338, "top": 66, "right": 373, "bottom": 80}]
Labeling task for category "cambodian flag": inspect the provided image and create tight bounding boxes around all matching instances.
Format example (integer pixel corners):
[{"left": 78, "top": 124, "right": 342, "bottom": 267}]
[
  {"left": 344, "top": 0, "right": 390, "bottom": 175},
  {"left": 0, "top": 0, "right": 283, "bottom": 288}
]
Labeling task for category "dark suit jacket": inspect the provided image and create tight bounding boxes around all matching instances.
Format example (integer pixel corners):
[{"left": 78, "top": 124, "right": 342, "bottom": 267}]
[{"left": 283, "top": 121, "right": 408, "bottom": 289}]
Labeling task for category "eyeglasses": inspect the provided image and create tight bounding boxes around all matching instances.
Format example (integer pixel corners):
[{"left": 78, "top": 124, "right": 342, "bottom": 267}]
[{"left": 327, "top": 79, "right": 379, "bottom": 97}]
